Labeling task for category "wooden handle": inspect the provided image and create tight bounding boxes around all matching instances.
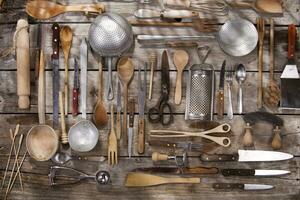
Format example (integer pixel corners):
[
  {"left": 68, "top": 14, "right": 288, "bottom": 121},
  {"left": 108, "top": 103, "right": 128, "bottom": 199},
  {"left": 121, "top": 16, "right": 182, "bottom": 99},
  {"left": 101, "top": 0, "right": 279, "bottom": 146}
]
[
  {"left": 137, "top": 117, "right": 145, "bottom": 154},
  {"left": 72, "top": 88, "right": 79, "bottom": 116},
  {"left": 59, "top": 92, "right": 68, "bottom": 144},
  {"left": 243, "top": 123, "right": 253, "bottom": 147},
  {"left": 217, "top": 90, "right": 224, "bottom": 119},
  {"left": 200, "top": 153, "right": 238, "bottom": 162},
  {"left": 174, "top": 69, "right": 183, "bottom": 105},
  {"left": 163, "top": 0, "right": 191, "bottom": 7},
  {"left": 162, "top": 10, "right": 198, "bottom": 18},
  {"left": 185, "top": 167, "right": 219, "bottom": 174},
  {"left": 163, "top": 177, "right": 200, "bottom": 184},
  {"left": 227, "top": 1, "right": 253, "bottom": 9},
  {"left": 148, "top": 53, "right": 156, "bottom": 100},
  {"left": 128, "top": 99, "right": 135, "bottom": 128},
  {"left": 152, "top": 152, "right": 169, "bottom": 161},
  {"left": 16, "top": 19, "right": 30, "bottom": 109},
  {"left": 213, "top": 183, "right": 244, "bottom": 190},
  {"left": 269, "top": 18, "right": 274, "bottom": 79},
  {"left": 271, "top": 126, "right": 282, "bottom": 150},
  {"left": 38, "top": 51, "right": 45, "bottom": 124},
  {"left": 221, "top": 169, "right": 255, "bottom": 176},
  {"left": 116, "top": 110, "right": 121, "bottom": 140},
  {"left": 288, "top": 24, "right": 296, "bottom": 60},
  {"left": 64, "top": 84, "right": 68, "bottom": 116},
  {"left": 64, "top": 4, "right": 105, "bottom": 13},
  {"left": 257, "top": 18, "right": 264, "bottom": 109},
  {"left": 122, "top": 85, "right": 128, "bottom": 145}
]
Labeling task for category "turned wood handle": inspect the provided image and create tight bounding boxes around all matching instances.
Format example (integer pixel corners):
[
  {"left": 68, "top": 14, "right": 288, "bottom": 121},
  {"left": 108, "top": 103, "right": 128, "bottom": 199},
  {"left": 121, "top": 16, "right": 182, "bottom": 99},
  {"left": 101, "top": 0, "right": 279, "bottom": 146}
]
[
  {"left": 271, "top": 126, "right": 282, "bottom": 150},
  {"left": 288, "top": 24, "right": 296, "bottom": 60},
  {"left": 174, "top": 69, "right": 183, "bottom": 105},
  {"left": 64, "top": 4, "right": 105, "bottom": 13},
  {"left": 163, "top": 0, "right": 191, "bottom": 7},
  {"left": 137, "top": 117, "right": 145, "bottom": 154},
  {"left": 243, "top": 123, "right": 253, "bottom": 147},
  {"left": 59, "top": 92, "right": 68, "bottom": 144},
  {"left": 217, "top": 90, "right": 224, "bottom": 119},
  {"left": 116, "top": 110, "right": 121, "bottom": 140},
  {"left": 38, "top": 51, "right": 45, "bottom": 124},
  {"left": 152, "top": 152, "right": 169, "bottom": 161},
  {"left": 162, "top": 10, "right": 198, "bottom": 18},
  {"left": 16, "top": 19, "right": 30, "bottom": 109}
]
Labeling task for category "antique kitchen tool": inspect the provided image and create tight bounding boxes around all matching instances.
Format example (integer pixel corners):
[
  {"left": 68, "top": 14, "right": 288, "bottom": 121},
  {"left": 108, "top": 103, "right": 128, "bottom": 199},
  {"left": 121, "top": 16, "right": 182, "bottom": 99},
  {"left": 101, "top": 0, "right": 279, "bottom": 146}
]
[
  {"left": 151, "top": 151, "right": 188, "bottom": 166},
  {"left": 52, "top": 23, "right": 60, "bottom": 128},
  {"left": 236, "top": 64, "right": 246, "bottom": 114},
  {"left": 93, "top": 58, "right": 108, "bottom": 129},
  {"left": 26, "top": 0, "right": 105, "bottom": 19},
  {"left": 280, "top": 24, "right": 300, "bottom": 109},
  {"left": 125, "top": 173, "right": 200, "bottom": 187},
  {"left": 173, "top": 50, "right": 189, "bottom": 105},
  {"left": 148, "top": 52, "right": 157, "bottom": 100},
  {"left": 108, "top": 104, "right": 118, "bottom": 165},
  {"left": 137, "top": 64, "right": 147, "bottom": 154},
  {"left": 60, "top": 26, "right": 73, "bottom": 116},
  {"left": 51, "top": 152, "right": 102, "bottom": 165},
  {"left": 221, "top": 169, "right": 290, "bottom": 177},
  {"left": 185, "top": 63, "right": 214, "bottom": 121},
  {"left": 148, "top": 50, "right": 173, "bottom": 125},
  {"left": 200, "top": 150, "right": 293, "bottom": 162},
  {"left": 243, "top": 111, "right": 284, "bottom": 149},
  {"left": 213, "top": 183, "right": 274, "bottom": 190},
  {"left": 59, "top": 92, "right": 68, "bottom": 144},
  {"left": 128, "top": 99, "right": 135, "bottom": 157},
  {"left": 116, "top": 80, "right": 122, "bottom": 139},
  {"left": 217, "top": 60, "right": 225, "bottom": 119},
  {"left": 264, "top": 18, "right": 280, "bottom": 108},
  {"left": 218, "top": 18, "right": 258, "bottom": 57},
  {"left": 49, "top": 166, "right": 110, "bottom": 186},
  {"left": 38, "top": 51, "right": 46, "bottom": 124},
  {"left": 149, "top": 140, "right": 202, "bottom": 150},
  {"left": 138, "top": 35, "right": 215, "bottom": 43},
  {"left": 226, "top": 65, "right": 233, "bottom": 119},
  {"left": 257, "top": 17, "right": 265, "bottom": 109},
  {"left": 227, "top": 0, "right": 283, "bottom": 16},
  {"left": 117, "top": 57, "right": 134, "bottom": 145},
  {"left": 35, "top": 23, "right": 42, "bottom": 79},
  {"left": 150, "top": 123, "right": 231, "bottom": 147},
  {"left": 134, "top": 8, "right": 198, "bottom": 19},
  {"left": 88, "top": 13, "right": 134, "bottom": 100},
  {"left": 15, "top": 19, "right": 30, "bottom": 109},
  {"left": 72, "top": 59, "right": 80, "bottom": 116}
]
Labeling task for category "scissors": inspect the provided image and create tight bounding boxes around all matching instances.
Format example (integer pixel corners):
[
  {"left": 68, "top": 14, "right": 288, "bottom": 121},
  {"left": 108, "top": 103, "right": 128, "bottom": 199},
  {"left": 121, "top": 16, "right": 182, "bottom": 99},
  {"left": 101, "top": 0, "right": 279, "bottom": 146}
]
[{"left": 148, "top": 50, "right": 173, "bottom": 125}]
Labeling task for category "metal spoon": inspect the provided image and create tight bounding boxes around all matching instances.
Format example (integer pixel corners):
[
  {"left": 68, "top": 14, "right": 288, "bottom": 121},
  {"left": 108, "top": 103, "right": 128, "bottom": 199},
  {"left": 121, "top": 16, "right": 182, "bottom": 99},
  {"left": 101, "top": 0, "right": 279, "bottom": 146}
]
[{"left": 235, "top": 64, "right": 246, "bottom": 114}]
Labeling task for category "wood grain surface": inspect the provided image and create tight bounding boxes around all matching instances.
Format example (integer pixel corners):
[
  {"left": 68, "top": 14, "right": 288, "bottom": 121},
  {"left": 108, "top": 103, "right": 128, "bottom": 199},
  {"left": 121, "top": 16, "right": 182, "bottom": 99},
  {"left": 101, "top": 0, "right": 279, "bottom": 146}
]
[{"left": 0, "top": 0, "right": 299, "bottom": 199}]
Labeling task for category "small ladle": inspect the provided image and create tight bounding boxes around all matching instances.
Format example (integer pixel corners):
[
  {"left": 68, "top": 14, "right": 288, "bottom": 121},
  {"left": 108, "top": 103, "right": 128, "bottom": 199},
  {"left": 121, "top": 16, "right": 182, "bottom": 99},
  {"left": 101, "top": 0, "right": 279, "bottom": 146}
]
[{"left": 236, "top": 64, "right": 246, "bottom": 114}]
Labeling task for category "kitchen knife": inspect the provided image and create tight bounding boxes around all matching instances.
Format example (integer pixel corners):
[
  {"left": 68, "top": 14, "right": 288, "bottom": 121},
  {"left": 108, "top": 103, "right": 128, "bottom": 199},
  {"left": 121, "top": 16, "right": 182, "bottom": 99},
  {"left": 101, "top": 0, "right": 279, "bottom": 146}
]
[
  {"left": 132, "top": 167, "right": 219, "bottom": 174},
  {"left": 52, "top": 23, "right": 60, "bottom": 129},
  {"left": 134, "top": 8, "right": 198, "bottom": 19},
  {"left": 116, "top": 80, "right": 122, "bottom": 140},
  {"left": 72, "top": 59, "right": 79, "bottom": 116},
  {"left": 213, "top": 183, "right": 274, "bottom": 190},
  {"left": 221, "top": 169, "right": 290, "bottom": 176},
  {"left": 149, "top": 140, "right": 202, "bottom": 150},
  {"left": 217, "top": 60, "right": 225, "bottom": 119},
  {"left": 128, "top": 99, "right": 135, "bottom": 158},
  {"left": 200, "top": 150, "right": 293, "bottom": 162}
]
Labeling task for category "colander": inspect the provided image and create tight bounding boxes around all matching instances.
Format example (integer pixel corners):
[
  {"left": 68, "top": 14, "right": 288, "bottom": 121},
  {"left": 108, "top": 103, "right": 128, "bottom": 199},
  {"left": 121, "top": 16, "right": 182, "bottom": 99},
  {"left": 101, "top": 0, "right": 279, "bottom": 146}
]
[{"left": 88, "top": 12, "right": 134, "bottom": 100}]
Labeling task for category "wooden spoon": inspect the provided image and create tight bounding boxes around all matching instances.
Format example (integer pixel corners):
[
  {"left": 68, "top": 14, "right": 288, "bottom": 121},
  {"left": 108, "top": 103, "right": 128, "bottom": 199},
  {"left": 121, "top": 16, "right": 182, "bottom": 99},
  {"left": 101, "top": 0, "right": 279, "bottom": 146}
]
[
  {"left": 117, "top": 57, "right": 134, "bottom": 145},
  {"left": 173, "top": 50, "right": 189, "bottom": 105},
  {"left": 60, "top": 26, "right": 73, "bottom": 116},
  {"left": 26, "top": 0, "right": 105, "bottom": 20},
  {"left": 93, "top": 60, "right": 108, "bottom": 129}
]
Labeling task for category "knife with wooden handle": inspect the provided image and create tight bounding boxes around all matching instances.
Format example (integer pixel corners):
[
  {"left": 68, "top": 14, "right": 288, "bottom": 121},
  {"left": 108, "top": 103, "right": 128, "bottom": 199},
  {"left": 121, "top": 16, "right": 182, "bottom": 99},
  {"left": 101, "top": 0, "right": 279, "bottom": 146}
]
[
  {"left": 217, "top": 60, "right": 225, "bottom": 119},
  {"left": 132, "top": 166, "right": 219, "bottom": 174}
]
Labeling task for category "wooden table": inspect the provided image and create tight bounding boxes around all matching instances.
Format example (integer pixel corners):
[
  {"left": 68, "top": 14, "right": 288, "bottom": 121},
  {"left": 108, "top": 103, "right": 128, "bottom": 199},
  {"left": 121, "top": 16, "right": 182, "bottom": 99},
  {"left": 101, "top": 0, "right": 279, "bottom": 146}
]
[{"left": 0, "top": 0, "right": 299, "bottom": 199}]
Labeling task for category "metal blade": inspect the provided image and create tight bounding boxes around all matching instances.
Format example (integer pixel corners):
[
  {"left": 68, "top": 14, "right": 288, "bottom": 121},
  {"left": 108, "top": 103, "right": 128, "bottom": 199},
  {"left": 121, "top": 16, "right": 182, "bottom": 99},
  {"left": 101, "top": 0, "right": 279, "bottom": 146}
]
[
  {"left": 244, "top": 184, "right": 274, "bottom": 190},
  {"left": 254, "top": 169, "right": 290, "bottom": 176},
  {"left": 117, "top": 81, "right": 121, "bottom": 112},
  {"left": 52, "top": 58, "right": 60, "bottom": 128},
  {"left": 219, "top": 60, "right": 225, "bottom": 89},
  {"left": 132, "top": 167, "right": 180, "bottom": 174},
  {"left": 137, "top": 65, "right": 145, "bottom": 116},
  {"left": 73, "top": 59, "right": 79, "bottom": 89},
  {"left": 161, "top": 50, "right": 170, "bottom": 92},
  {"left": 238, "top": 150, "right": 293, "bottom": 162},
  {"left": 128, "top": 128, "right": 133, "bottom": 158}
]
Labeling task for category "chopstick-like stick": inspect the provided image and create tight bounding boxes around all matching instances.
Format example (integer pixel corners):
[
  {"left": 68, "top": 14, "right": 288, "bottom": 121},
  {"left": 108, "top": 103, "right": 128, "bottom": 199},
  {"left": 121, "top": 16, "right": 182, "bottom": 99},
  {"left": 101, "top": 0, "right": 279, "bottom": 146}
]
[
  {"left": 1, "top": 124, "right": 20, "bottom": 190},
  {"left": 9, "top": 129, "right": 23, "bottom": 191}
]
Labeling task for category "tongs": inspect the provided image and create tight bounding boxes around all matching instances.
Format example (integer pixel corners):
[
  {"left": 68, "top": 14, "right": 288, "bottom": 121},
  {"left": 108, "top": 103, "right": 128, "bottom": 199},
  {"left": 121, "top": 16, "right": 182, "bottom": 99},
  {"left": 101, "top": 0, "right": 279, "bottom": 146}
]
[{"left": 150, "top": 123, "right": 231, "bottom": 147}]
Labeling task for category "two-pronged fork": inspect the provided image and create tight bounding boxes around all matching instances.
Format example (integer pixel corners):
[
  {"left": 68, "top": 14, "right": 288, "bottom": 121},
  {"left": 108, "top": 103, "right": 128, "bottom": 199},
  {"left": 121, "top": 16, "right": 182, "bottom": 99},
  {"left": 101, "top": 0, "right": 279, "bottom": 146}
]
[
  {"left": 226, "top": 66, "right": 233, "bottom": 119},
  {"left": 108, "top": 104, "right": 118, "bottom": 165}
]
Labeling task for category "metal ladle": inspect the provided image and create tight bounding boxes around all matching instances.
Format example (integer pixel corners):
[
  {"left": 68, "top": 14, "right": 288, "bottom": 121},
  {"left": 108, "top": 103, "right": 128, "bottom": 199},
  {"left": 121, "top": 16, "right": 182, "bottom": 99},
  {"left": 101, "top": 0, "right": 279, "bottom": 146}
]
[{"left": 236, "top": 64, "right": 246, "bottom": 114}]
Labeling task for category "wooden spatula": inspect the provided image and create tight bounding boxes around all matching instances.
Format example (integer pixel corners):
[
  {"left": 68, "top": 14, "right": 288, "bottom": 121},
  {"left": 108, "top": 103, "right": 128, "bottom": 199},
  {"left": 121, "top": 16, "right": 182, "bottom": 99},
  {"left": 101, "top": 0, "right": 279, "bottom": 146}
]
[
  {"left": 26, "top": 0, "right": 105, "bottom": 20},
  {"left": 125, "top": 173, "right": 200, "bottom": 187}
]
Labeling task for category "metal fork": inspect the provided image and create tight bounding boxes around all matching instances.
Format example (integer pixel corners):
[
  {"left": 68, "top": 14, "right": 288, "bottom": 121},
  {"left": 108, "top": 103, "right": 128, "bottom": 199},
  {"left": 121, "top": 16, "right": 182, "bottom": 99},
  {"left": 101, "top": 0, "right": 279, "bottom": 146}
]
[
  {"left": 108, "top": 104, "right": 118, "bottom": 165},
  {"left": 226, "top": 66, "right": 233, "bottom": 119}
]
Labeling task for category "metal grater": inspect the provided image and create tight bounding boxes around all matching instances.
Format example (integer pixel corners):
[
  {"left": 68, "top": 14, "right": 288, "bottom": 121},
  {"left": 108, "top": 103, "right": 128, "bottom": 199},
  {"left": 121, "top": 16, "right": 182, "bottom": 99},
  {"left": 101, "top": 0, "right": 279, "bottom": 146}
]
[{"left": 185, "top": 64, "right": 214, "bottom": 121}]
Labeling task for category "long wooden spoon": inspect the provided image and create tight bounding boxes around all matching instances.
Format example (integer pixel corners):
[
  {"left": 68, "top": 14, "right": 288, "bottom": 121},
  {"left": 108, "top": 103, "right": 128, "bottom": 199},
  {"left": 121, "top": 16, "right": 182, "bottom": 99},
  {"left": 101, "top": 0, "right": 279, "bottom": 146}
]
[
  {"left": 173, "top": 50, "right": 189, "bottom": 105},
  {"left": 60, "top": 26, "right": 73, "bottom": 116},
  {"left": 26, "top": 1, "right": 105, "bottom": 20},
  {"left": 93, "top": 60, "right": 108, "bottom": 129},
  {"left": 117, "top": 57, "right": 134, "bottom": 145},
  {"left": 125, "top": 173, "right": 200, "bottom": 187}
]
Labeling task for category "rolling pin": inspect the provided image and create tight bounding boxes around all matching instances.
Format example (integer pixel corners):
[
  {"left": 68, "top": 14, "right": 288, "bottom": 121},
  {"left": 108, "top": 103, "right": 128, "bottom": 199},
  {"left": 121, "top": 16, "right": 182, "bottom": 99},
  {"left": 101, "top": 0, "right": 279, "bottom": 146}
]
[{"left": 15, "top": 19, "right": 30, "bottom": 109}]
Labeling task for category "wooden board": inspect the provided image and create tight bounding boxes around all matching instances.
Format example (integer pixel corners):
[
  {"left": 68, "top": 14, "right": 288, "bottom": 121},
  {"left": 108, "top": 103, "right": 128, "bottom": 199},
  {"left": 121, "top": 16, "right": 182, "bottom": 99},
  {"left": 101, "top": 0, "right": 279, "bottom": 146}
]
[{"left": 0, "top": 0, "right": 299, "bottom": 199}]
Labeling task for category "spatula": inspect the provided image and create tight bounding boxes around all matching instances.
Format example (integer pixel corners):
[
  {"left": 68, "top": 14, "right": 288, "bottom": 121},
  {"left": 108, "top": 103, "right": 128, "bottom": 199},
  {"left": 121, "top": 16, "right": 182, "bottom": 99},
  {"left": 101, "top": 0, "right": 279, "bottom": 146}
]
[
  {"left": 26, "top": 0, "right": 105, "bottom": 20},
  {"left": 125, "top": 173, "right": 200, "bottom": 187}
]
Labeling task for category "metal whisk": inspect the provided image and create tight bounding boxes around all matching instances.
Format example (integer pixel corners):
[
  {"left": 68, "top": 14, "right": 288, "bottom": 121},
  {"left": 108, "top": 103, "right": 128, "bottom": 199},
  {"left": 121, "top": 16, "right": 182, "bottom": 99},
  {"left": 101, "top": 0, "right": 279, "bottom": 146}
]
[{"left": 88, "top": 12, "right": 134, "bottom": 100}]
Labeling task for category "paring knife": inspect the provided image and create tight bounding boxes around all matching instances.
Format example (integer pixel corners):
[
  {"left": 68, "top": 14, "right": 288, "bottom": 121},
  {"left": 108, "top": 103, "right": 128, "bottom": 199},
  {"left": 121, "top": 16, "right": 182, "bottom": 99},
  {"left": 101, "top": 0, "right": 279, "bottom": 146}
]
[
  {"left": 72, "top": 59, "right": 79, "bottom": 116},
  {"left": 137, "top": 64, "right": 146, "bottom": 154},
  {"left": 217, "top": 60, "right": 225, "bottom": 119},
  {"left": 128, "top": 99, "right": 135, "bottom": 158},
  {"left": 116, "top": 80, "right": 122, "bottom": 140},
  {"left": 200, "top": 150, "right": 293, "bottom": 162},
  {"left": 213, "top": 183, "right": 274, "bottom": 190},
  {"left": 134, "top": 8, "right": 198, "bottom": 19},
  {"left": 52, "top": 23, "right": 60, "bottom": 129}
]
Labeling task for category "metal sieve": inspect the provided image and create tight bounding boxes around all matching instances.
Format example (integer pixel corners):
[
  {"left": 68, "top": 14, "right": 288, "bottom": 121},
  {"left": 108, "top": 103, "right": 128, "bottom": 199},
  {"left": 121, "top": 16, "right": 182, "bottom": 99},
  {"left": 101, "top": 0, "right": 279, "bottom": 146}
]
[{"left": 88, "top": 12, "right": 134, "bottom": 100}]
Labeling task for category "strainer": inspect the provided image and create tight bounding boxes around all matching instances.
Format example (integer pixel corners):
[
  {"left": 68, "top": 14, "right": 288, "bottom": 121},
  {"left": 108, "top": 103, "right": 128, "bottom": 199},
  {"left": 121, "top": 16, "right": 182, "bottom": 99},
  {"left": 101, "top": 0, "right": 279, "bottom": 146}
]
[
  {"left": 88, "top": 12, "right": 134, "bottom": 100},
  {"left": 218, "top": 18, "right": 258, "bottom": 57}
]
